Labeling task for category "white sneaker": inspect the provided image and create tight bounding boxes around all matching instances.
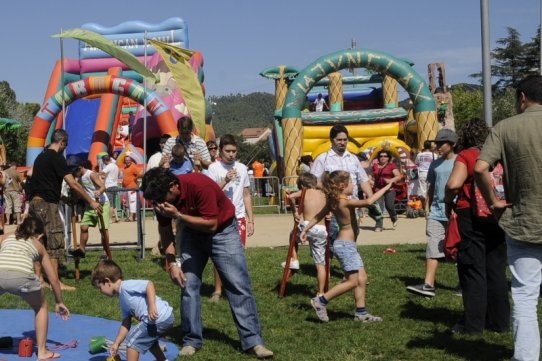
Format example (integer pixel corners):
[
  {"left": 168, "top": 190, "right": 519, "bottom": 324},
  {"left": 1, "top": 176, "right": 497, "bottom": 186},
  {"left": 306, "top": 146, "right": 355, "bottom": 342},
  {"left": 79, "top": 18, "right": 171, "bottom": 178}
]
[{"left": 280, "top": 260, "right": 300, "bottom": 270}]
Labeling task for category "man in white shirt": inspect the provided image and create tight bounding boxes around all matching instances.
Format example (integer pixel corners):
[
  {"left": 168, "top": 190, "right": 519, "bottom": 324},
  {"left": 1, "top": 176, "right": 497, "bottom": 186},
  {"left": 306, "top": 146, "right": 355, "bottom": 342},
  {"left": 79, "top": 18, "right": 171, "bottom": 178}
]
[
  {"left": 311, "top": 124, "right": 374, "bottom": 236},
  {"left": 206, "top": 134, "right": 254, "bottom": 303},
  {"left": 415, "top": 140, "right": 437, "bottom": 201},
  {"left": 101, "top": 154, "right": 119, "bottom": 223},
  {"left": 146, "top": 134, "right": 171, "bottom": 171},
  {"left": 313, "top": 93, "right": 328, "bottom": 112}
]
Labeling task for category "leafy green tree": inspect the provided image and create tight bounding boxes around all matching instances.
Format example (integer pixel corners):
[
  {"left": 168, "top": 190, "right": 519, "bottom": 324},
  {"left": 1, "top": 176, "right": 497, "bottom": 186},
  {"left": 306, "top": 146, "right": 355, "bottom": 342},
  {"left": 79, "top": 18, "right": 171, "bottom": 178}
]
[
  {"left": 0, "top": 81, "right": 40, "bottom": 165},
  {"left": 491, "top": 27, "right": 526, "bottom": 89},
  {"left": 451, "top": 85, "right": 483, "bottom": 132},
  {"left": 522, "top": 26, "right": 541, "bottom": 76},
  {"left": 492, "top": 87, "right": 516, "bottom": 124},
  {"left": 209, "top": 92, "right": 275, "bottom": 136}
]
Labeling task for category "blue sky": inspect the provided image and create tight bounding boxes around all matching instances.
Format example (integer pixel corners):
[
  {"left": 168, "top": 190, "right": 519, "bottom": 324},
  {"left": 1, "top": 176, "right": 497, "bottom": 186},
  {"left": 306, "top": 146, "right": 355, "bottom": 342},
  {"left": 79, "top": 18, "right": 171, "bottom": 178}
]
[{"left": 1, "top": 0, "right": 540, "bottom": 104}]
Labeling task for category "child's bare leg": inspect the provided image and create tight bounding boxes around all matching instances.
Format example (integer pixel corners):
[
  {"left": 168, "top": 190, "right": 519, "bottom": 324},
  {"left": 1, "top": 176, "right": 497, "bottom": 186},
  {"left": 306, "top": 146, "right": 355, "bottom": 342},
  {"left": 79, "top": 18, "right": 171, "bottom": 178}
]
[
  {"left": 291, "top": 243, "right": 299, "bottom": 261},
  {"left": 79, "top": 225, "right": 89, "bottom": 252},
  {"left": 315, "top": 264, "right": 327, "bottom": 295},
  {"left": 323, "top": 271, "right": 358, "bottom": 301},
  {"left": 149, "top": 341, "right": 167, "bottom": 361},
  {"left": 353, "top": 267, "right": 368, "bottom": 308},
  {"left": 23, "top": 290, "right": 51, "bottom": 360},
  {"left": 126, "top": 346, "right": 141, "bottom": 361}
]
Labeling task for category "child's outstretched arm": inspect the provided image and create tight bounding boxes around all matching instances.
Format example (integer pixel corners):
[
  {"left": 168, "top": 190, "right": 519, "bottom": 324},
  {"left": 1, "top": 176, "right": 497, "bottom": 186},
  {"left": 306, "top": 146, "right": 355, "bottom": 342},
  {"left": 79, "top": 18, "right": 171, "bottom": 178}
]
[
  {"left": 34, "top": 236, "right": 70, "bottom": 320},
  {"left": 111, "top": 318, "right": 131, "bottom": 357},
  {"left": 347, "top": 182, "right": 393, "bottom": 208},
  {"left": 146, "top": 281, "right": 158, "bottom": 321}
]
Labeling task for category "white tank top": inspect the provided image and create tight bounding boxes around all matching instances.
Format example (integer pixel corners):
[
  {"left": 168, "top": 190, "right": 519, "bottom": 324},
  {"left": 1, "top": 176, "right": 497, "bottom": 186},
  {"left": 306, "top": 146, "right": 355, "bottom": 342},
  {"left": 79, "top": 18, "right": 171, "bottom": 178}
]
[{"left": 80, "top": 169, "right": 109, "bottom": 204}]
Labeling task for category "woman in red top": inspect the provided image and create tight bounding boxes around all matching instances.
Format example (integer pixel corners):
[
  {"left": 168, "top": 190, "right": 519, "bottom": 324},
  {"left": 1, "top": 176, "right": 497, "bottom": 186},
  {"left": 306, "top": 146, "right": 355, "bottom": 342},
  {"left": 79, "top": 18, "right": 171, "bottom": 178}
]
[
  {"left": 371, "top": 150, "right": 402, "bottom": 232},
  {"left": 445, "top": 118, "right": 509, "bottom": 335}
]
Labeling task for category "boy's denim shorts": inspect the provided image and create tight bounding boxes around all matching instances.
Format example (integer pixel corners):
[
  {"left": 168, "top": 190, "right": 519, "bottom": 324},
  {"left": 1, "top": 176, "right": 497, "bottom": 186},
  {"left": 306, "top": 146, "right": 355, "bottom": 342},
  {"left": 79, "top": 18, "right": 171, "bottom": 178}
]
[
  {"left": 125, "top": 315, "right": 174, "bottom": 354},
  {"left": 332, "top": 240, "right": 363, "bottom": 272}
]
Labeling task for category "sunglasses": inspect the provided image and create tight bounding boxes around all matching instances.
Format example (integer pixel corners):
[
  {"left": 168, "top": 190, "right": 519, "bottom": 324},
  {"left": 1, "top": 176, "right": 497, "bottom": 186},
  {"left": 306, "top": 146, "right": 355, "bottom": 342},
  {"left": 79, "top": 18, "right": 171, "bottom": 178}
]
[{"left": 208, "top": 147, "right": 217, "bottom": 150}]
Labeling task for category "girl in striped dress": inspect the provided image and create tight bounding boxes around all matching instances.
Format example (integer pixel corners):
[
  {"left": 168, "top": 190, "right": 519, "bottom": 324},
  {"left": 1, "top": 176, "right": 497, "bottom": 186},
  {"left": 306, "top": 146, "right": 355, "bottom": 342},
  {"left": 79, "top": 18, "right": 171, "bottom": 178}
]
[{"left": 0, "top": 216, "right": 70, "bottom": 360}]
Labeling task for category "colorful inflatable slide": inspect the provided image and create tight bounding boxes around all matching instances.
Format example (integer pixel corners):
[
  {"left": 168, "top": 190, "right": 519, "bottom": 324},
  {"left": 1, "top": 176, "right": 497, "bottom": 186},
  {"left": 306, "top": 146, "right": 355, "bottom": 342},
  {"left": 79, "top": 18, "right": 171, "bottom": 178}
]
[{"left": 27, "top": 17, "right": 208, "bottom": 167}]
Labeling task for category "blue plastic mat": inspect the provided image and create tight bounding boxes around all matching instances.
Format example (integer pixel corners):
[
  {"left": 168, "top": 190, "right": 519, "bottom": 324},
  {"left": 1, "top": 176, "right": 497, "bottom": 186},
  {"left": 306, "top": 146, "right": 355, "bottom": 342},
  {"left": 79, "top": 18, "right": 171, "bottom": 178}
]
[{"left": 0, "top": 309, "right": 178, "bottom": 360}]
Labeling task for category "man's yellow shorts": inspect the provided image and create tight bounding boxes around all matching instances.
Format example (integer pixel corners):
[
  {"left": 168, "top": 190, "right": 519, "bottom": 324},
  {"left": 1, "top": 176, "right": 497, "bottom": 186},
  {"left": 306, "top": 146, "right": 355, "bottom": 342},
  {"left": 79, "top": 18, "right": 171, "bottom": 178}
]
[{"left": 81, "top": 202, "right": 110, "bottom": 229}]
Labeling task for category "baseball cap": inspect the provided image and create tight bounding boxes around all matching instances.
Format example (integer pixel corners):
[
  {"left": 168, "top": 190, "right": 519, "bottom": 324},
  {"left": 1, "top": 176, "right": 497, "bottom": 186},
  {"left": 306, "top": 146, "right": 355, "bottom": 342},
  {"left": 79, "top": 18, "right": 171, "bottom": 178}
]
[{"left": 430, "top": 128, "right": 458, "bottom": 143}]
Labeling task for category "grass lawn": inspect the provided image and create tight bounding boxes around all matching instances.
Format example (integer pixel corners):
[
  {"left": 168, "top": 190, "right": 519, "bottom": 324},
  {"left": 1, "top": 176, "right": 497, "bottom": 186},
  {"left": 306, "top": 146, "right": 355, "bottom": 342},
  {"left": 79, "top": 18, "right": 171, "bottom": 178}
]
[{"left": 1, "top": 243, "right": 531, "bottom": 360}]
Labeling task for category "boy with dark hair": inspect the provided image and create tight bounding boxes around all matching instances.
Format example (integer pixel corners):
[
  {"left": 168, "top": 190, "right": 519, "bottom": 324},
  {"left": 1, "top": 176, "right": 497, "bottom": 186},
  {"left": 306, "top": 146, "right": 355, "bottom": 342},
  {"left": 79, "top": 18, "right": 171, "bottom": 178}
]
[{"left": 206, "top": 134, "right": 253, "bottom": 302}]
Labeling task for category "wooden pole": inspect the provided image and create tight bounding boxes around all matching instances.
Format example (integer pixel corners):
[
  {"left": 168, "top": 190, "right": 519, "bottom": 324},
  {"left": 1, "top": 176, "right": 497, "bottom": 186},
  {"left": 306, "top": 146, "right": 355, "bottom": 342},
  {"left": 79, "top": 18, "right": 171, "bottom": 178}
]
[
  {"left": 96, "top": 199, "right": 112, "bottom": 260},
  {"left": 71, "top": 204, "right": 80, "bottom": 280},
  {"left": 278, "top": 189, "right": 305, "bottom": 297}
]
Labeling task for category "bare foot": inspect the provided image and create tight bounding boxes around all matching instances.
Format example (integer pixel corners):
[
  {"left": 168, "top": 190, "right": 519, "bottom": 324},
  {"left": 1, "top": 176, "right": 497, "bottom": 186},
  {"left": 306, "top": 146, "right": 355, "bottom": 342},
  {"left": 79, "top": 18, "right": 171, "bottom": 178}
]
[{"left": 59, "top": 282, "right": 76, "bottom": 291}]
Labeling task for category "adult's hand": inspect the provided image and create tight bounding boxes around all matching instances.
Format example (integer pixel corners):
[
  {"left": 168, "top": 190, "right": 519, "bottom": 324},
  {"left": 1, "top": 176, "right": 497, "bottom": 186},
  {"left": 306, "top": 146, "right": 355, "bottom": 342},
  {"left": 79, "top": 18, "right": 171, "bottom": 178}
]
[
  {"left": 90, "top": 200, "right": 103, "bottom": 214},
  {"left": 491, "top": 199, "right": 512, "bottom": 219},
  {"left": 169, "top": 264, "right": 187, "bottom": 288},
  {"left": 154, "top": 202, "right": 180, "bottom": 219}
]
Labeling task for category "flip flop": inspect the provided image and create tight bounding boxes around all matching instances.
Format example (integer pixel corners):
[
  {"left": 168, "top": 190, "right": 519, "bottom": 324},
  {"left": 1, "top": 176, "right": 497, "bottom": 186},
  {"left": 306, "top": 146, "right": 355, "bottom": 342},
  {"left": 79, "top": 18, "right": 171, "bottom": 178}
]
[{"left": 37, "top": 351, "right": 61, "bottom": 360}]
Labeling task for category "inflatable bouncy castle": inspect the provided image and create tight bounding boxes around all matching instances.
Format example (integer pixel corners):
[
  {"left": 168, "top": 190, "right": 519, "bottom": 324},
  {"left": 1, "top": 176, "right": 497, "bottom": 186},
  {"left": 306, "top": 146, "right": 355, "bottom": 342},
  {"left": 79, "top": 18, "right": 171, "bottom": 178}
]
[
  {"left": 261, "top": 49, "right": 440, "bottom": 180},
  {"left": 27, "top": 18, "right": 211, "bottom": 167}
]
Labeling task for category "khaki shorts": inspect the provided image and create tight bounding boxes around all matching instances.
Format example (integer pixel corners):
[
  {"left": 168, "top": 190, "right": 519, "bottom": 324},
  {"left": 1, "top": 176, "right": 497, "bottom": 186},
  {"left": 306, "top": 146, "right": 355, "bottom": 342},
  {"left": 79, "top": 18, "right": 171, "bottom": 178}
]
[
  {"left": 4, "top": 190, "right": 22, "bottom": 213},
  {"left": 425, "top": 218, "right": 447, "bottom": 259},
  {"left": 29, "top": 198, "right": 65, "bottom": 261}
]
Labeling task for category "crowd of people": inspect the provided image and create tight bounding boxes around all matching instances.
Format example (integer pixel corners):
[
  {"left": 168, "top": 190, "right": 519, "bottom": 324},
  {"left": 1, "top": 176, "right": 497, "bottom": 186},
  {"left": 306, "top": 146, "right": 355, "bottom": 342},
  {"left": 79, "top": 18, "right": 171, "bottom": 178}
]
[{"left": 2, "top": 75, "right": 542, "bottom": 360}]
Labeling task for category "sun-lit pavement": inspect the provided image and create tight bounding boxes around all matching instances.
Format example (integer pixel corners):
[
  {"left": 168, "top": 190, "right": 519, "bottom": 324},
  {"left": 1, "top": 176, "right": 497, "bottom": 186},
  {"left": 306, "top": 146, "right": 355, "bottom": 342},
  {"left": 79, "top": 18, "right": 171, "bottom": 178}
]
[{"left": 3, "top": 214, "right": 426, "bottom": 250}]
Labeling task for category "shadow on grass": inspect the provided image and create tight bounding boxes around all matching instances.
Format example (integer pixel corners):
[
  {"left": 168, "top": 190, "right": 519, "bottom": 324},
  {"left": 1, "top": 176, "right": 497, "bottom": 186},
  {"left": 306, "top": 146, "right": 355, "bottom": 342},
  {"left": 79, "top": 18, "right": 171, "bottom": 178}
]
[
  {"left": 272, "top": 281, "right": 314, "bottom": 297},
  {"left": 407, "top": 330, "right": 512, "bottom": 361},
  {"left": 166, "top": 325, "right": 240, "bottom": 351},
  {"left": 400, "top": 300, "right": 461, "bottom": 326}
]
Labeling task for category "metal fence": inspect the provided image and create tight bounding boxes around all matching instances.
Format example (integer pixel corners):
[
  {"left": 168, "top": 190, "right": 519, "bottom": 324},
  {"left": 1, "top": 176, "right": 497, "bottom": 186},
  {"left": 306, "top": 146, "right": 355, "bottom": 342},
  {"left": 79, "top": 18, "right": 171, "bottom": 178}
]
[
  {"left": 280, "top": 176, "right": 299, "bottom": 213},
  {"left": 249, "top": 175, "right": 281, "bottom": 213},
  {"left": 65, "top": 187, "right": 145, "bottom": 261}
]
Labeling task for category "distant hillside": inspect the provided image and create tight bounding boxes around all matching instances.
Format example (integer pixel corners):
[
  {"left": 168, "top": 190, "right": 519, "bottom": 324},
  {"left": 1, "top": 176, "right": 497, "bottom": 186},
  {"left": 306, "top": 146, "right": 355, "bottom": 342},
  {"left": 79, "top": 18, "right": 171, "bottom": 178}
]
[
  {"left": 209, "top": 92, "right": 275, "bottom": 136},
  {"left": 450, "top": 83, "right": 483, "bottom": 92}
]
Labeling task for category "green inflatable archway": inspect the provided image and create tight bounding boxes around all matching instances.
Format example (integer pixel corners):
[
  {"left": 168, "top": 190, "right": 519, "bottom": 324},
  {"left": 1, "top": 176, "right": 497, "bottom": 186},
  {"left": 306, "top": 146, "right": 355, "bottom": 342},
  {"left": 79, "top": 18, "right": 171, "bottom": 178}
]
[{"left": 280, "top": 48, "right": 438, "bottom": 179}]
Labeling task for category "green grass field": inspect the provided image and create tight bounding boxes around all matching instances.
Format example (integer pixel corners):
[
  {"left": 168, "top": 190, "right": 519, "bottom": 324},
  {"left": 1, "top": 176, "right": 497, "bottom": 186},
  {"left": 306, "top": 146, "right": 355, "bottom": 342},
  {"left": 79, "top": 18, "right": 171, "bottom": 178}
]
[{"left": 1, "top": 243, "right": 532, "bottom": 360}]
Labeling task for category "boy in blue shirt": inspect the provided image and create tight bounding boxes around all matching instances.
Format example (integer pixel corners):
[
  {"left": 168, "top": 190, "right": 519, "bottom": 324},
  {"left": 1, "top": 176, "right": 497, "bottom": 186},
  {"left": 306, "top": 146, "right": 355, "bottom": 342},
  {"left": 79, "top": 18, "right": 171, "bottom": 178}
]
[
  {"left": 168, "top": 143, "right": 193, "bottom": 176},
  {"left": 91, "top": 260, "right": 174, "bottom": 361}
]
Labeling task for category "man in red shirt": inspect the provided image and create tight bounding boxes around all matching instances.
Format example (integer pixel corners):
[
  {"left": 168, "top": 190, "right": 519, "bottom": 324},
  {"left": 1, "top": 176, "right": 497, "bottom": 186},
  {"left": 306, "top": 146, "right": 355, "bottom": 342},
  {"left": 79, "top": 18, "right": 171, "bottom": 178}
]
[{"left": 141, "top": 168, "right": 273, "bottom": 359}]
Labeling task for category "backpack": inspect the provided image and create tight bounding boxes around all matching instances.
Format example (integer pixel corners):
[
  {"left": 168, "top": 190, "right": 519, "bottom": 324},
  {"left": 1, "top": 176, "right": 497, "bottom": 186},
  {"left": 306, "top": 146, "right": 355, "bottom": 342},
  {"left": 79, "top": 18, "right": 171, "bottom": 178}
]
[{"left": 471, "top": 163, "right": 505, "bottom": 221}]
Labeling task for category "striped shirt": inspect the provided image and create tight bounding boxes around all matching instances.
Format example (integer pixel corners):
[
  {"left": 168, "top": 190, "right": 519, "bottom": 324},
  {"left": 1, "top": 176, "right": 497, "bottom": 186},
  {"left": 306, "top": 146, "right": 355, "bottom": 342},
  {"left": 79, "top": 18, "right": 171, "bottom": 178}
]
[
  {"left": 0, "top": 236, "right": 39, "bottom": 275},
  {"left": 162, "top": 134, "right": 211, "bottom": 163}
]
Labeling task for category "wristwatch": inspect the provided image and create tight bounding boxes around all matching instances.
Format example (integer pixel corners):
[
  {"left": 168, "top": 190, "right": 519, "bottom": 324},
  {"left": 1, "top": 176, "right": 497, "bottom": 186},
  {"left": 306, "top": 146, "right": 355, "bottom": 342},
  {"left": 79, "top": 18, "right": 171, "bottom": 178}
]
[{"left": 169, "top": 258, "right": 182, "bottom": 271}]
